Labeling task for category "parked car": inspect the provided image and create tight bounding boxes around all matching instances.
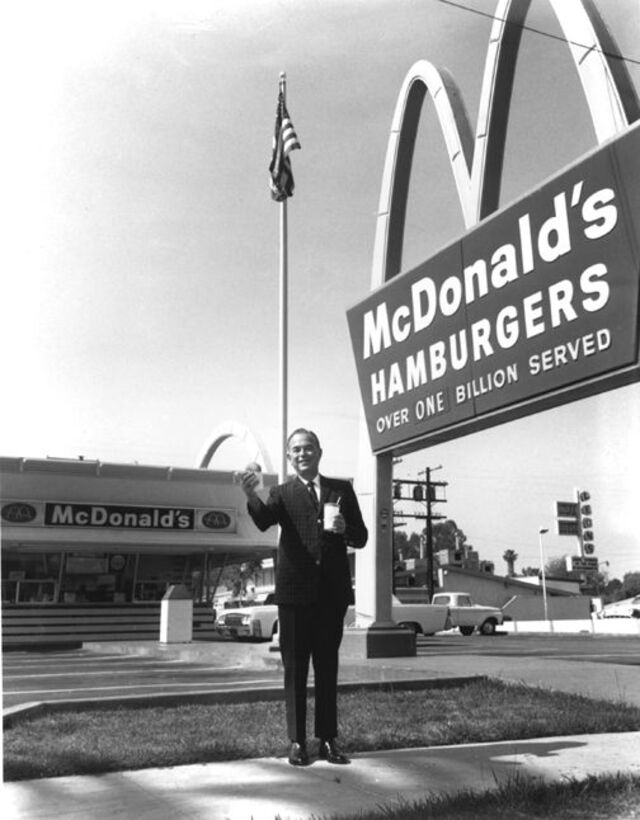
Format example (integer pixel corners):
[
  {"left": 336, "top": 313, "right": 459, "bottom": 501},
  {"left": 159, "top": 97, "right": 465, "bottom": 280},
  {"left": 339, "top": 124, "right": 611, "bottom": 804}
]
[
  {"left": 348, "top": 595, "right": 451, "bottom": 636},
  {"left": 214, "top": 592, "right": 277, "bottom": 641},
  {"left": 599, "top": 595, "right": 640, "bottom": 619},
  {"left": 430, "top": 592, "right": 506, "bottom": 635},
  {"left": 271, "top": 595, "right": 451, "bottom": 647}
]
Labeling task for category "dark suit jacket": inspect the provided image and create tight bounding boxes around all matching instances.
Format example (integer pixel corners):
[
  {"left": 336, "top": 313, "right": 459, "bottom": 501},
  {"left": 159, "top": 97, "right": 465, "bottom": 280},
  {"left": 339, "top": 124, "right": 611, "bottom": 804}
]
[{"left": 246, "top": 475, "right": 368, "bottom": 606}]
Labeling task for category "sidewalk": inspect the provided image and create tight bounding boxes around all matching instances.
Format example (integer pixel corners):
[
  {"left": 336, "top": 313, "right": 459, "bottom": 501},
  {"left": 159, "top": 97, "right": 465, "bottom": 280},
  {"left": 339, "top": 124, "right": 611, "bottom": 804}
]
[
  {"left": 4, "top": 732, "right": 640, "bottom": 820},
  {"left": 4, "top": 641, "right": 640, "bottom": 820}
]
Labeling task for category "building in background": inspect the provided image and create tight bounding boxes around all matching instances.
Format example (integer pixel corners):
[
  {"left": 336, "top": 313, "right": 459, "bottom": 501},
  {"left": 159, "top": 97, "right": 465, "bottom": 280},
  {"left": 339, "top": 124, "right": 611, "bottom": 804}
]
[{"left": 1, "top": 456, "right": 277, "bottom": 646}]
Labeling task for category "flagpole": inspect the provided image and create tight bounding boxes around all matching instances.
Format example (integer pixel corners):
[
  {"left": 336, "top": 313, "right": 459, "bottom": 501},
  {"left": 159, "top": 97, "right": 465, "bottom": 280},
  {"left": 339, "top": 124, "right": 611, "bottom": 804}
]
[{"left": 279, "top": 71, "right": 288, "bottom": 484}]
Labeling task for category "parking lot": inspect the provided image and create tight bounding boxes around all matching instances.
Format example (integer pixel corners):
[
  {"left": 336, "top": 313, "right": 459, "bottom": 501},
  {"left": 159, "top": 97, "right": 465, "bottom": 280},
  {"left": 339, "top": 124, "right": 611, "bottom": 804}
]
[
  {"left": 416, "top": 632, "right": 640, "bottom": 666},
  {"left": 2, "top": 647, "right": 282, "bottom": 709},
  {"left": 3, "top": 633, "right": 638, "bottom": 710}
]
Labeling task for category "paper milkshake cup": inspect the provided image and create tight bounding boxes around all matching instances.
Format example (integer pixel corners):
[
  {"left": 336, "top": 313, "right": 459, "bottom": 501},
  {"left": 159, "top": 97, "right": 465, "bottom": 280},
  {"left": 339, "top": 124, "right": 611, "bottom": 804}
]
[{"left": 323, "top": 502, "right": 340, "bottom": 531}]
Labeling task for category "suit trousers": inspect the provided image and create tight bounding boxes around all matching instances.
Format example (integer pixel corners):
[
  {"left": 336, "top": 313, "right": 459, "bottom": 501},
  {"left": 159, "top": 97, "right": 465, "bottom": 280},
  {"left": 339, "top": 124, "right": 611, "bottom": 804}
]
[{"left": 278, "top": 601, "right": 348, "bottom": 743}]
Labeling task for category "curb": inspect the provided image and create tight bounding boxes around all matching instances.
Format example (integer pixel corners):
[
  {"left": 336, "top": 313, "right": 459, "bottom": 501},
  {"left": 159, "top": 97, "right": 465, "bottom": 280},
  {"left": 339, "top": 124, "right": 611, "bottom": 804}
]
[{"left": 3, "top": 675, "right": 484, "bottom": 729}]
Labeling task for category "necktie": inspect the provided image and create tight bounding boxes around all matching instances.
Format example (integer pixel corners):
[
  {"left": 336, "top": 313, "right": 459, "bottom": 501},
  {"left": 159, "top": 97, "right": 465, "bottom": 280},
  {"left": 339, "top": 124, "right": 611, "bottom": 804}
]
[
  {"left": 306, "top": 481, "right": 319, "bottom": 508},
  {"left": 306, "top": 481, "right": 321, "bottom": 563}
]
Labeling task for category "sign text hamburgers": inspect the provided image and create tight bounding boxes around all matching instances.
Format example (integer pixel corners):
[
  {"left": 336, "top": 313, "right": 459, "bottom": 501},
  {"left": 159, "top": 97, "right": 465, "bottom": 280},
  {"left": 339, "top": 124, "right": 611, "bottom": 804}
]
[{"left": 348, "top": 124, "right": 640, "bottom": 453}]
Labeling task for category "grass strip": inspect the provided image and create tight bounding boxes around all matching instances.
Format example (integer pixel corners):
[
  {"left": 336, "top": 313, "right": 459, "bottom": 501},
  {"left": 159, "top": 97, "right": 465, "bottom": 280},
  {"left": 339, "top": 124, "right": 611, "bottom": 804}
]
[
  {"left": 314, "top": 772, "right": 640, "bottom": 820},
  {"left": 5, "top": 678, "right": 640, "bottom": 781}
]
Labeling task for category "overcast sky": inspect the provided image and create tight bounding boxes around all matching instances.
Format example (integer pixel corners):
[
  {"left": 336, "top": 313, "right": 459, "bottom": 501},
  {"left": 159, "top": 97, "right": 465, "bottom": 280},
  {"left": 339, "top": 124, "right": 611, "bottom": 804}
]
[{"left": 3, "top": 0, "right": 639, "bottom": 581}]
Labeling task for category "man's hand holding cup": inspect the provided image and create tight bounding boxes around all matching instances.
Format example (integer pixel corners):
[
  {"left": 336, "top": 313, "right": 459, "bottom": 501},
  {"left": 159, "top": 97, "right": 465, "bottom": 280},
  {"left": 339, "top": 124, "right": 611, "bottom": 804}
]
[{"left": 323, "top": 500, "right": 346, "bottom": 535}]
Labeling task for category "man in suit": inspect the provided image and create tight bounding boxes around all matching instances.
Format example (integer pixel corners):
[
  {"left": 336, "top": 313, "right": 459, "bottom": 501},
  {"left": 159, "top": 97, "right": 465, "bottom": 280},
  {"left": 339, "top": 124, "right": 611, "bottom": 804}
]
[{"left": 240, "top": 428, "right": 368, "bottom": 766}]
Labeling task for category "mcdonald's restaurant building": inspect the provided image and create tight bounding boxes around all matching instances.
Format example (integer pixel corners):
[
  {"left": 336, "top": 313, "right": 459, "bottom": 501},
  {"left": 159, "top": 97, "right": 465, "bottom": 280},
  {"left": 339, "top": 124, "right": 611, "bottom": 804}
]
[{"left": 0, "top": 456, "right": 277, "bottom": 647}]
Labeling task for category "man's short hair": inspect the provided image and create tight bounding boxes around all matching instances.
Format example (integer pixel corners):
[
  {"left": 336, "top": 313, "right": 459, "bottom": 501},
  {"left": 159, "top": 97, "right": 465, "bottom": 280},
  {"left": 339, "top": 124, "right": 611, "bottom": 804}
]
[{"left": 287, "top": 428, "right": 321, "bottom": 451}]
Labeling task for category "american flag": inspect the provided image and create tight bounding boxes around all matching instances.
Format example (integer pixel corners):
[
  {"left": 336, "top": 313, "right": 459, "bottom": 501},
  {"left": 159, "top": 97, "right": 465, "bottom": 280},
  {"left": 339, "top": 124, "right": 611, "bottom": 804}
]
[{"left": 269, "top": 91, "right": 301, "bottom": 202}]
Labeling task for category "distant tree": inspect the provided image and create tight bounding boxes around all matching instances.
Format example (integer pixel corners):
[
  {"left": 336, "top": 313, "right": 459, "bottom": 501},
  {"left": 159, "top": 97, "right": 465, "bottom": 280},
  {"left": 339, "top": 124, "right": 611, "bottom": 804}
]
[
  {"left": 621, "top": 572, "right": 640, "bottom": 598},
  {"left": 431, "top": 519, "right": 472, "bottom": 552},
  {"left": 603, "top": 577, "right": 623, "bottom": 603},
  {"left": 591, "top": 571, "right": 610, "bottom": 597},
  {"left": 502, "top": 549, "right": 518, "bottom": 577},
  {"left": 220, "top": 559, "right": 263, "bottom": 598},
  {"left": 545, "top": 556, "right": 571, "bottom": 578},
  {"left": 394, "top": 529, "right": 421, "bottom": 560},
  {"left": 393, "top": 528, "right": 407, "bottom": 561},
  {"left": 520, "top": 566, "right": 539, "bottom": 577}
]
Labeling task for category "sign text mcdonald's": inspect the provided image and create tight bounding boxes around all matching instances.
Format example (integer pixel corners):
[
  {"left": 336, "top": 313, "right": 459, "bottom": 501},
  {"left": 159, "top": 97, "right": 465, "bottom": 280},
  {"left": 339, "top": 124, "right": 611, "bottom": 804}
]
[{"left": 348, "top": 123, "right": 640, "bottom": 453}]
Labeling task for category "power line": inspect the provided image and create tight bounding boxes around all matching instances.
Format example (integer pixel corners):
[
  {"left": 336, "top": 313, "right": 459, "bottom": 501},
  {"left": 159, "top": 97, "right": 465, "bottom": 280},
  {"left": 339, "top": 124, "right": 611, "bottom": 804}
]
[{"left": 437, "top": 0, "right": 640, "bottom": 67}]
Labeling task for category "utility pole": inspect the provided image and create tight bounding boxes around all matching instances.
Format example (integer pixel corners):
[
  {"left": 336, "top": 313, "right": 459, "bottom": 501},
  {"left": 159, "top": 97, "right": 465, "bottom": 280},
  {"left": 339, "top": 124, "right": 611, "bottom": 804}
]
[
  {"left": 418, "top": 465, "right": 447, "bottom": 600},
  {"left": 426, "top": 467, "right": 434, "bottom": 599},
  {"left": 392, "top": 468, "right": 447, "bottom": 596}
]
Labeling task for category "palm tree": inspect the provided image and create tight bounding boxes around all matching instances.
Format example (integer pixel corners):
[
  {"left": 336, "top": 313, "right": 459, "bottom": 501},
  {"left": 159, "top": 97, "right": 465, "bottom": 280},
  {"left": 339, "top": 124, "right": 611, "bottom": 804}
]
[{"left": 503, "top": 549, "right": 518, "bottom": 577}]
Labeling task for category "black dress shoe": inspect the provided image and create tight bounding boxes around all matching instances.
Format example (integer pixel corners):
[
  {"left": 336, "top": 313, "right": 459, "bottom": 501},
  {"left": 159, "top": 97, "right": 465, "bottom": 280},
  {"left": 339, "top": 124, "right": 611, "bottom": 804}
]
[
  {"left": 288, "top": 741, "right": 309, "bottom": 766},
  {"left": 318, "top": 739, "right": 350, "bottom": 764}
]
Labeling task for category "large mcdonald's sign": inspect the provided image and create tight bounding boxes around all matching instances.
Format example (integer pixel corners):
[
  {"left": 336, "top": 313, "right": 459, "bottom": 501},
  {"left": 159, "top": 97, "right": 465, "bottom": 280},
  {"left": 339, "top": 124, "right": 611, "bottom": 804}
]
[
  {"left": 348, "top": 121, "right": 640, "bottom": 454},
  {"left": 348, "top": 0, "right": 640, "bottom": 456}
]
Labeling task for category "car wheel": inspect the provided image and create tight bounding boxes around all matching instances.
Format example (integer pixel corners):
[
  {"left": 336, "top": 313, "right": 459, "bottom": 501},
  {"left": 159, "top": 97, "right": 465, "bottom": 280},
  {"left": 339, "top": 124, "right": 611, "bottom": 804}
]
[
  {"left": 398, "top": 622, "right": 419, "bottom": 635},
  {"left": 480, "top": 619, "right": 496, "bottom": 635},
  {"left": 459, "top": 626, "right": 475, "bottom": 636}
]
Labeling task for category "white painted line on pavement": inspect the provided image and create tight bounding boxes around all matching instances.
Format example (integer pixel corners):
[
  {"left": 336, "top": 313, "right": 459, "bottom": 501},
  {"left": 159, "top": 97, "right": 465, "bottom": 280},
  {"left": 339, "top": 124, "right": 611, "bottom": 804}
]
[
  {"left": 4, "top": 665, "right": 247, "bottom": 680},
  {"left": 3, "top": 655, "right": 163, "bottom": 668},
  {"left": 8, "top": 678, "right": 282, "bottom": 696}
]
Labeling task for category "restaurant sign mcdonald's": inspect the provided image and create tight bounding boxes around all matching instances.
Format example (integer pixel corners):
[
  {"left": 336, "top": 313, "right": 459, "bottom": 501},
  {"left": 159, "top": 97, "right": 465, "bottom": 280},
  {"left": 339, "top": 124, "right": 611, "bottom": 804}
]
[{"left": 347, "top": 123, "right": 640, "bottom": 454}]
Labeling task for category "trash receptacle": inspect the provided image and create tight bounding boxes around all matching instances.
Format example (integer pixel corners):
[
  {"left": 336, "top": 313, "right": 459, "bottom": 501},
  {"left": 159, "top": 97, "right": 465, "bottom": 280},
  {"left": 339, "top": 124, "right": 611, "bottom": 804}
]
[{"left": 160, "top": 584, "right": 193, "bottom": 643}]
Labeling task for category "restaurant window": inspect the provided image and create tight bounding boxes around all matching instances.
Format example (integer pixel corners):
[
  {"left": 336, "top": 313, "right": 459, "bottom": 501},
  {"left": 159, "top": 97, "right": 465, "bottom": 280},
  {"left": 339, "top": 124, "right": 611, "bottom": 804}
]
[
  {"left": 1, "top": 552, "right": 61, "bottom": 604},
  {"left": 60, "top": 552, "right": 136, "bottom": 603},
  {"left": 133, "top": 553, "right": 202, "bottom": 602}
]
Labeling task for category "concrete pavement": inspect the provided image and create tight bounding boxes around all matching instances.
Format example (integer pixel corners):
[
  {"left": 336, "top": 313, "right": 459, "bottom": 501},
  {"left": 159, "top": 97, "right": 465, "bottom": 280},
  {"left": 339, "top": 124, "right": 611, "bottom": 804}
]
[
  {"left": 341, "top": 650, "right": 640, "bottom": 709},
  {"left": 3, "top": 640, "right": 640, "bottom": 820},
  {"left": 88, "top": 635, "right": 640, "bottom": 708},
  {"left": 4, "top": 732, "right": 640, "bottom": 820}
]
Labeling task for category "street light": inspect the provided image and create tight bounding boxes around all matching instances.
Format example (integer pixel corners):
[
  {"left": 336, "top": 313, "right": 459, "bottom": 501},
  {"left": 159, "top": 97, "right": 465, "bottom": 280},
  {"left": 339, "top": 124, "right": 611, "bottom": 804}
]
[{"left": 538, "top": 527, "right": 549, "bottom": 624}]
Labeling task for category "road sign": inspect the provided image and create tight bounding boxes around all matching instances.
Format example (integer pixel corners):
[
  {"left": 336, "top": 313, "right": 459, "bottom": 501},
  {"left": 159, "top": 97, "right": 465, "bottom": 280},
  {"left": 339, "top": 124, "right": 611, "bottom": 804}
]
[
  {"left": 557, "top": 519, "right": 579, "bottom": 536},
  {"left": 568, "top": 555, "right": 599, "bottom": 572},
  {"left": 556, "top": 501, "right": 578, "bottom": 518}
]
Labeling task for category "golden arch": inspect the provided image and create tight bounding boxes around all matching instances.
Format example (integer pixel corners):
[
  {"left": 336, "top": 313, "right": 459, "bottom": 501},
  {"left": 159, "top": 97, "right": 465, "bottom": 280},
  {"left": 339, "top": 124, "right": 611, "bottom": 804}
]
[
  {"left": 373, "top": 0, "right": 640, "bottom": 288},
  {"left": 198, "top": 421, "right": 274, "bottom": 473}
]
